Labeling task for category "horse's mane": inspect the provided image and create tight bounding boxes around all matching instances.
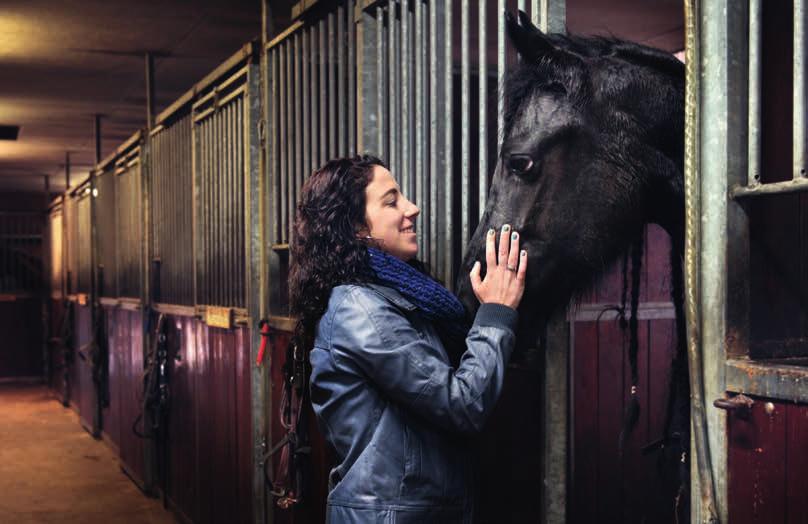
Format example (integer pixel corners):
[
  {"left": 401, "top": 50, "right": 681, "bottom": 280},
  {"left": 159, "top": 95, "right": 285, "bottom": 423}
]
[{"left": 546, "top": 34, "right": 685, "bottom": 79}]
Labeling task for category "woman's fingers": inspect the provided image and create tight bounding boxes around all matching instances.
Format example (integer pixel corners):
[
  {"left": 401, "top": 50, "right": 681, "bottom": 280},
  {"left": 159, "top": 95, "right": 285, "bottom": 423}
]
[
  {"left": 485, "top": 228, "right": 496, "bottom": 270},
  {"left": 516, "top": 249, "right": 527, "bottom": 282},
  {"left": 507, "top": 231, "right": 520, "bottom": 272},
  {"left": 498, "top": 224, "right": 511, "bottom": 266},
  {"left": 469, "top": 260, "right": 482, "bottom": 290}
]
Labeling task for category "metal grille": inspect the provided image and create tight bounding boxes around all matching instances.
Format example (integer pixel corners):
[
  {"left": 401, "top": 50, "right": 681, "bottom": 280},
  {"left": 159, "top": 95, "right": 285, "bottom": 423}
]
[
  {"left": 267, "top": 0, "right": 357, "bottom": 246},
  {"left": 65, "top": 194, "right": 78, "bottom": 294},
  {"left": 96, "top": 169, "right": 117, "bottom": 297},
  {"left": 194, "top": 69, "right": 247, "bottom": 308},
  {"left": 76, "top": 191, "right": 91, "bottom": 294},
  {"left": 0, "top": 211, "right": 44, "bottom": 294},
  {"left": 116, "top": 158, "right": 142, "bottom": 298},
  {"left": 152, "top": 112, "right": 193, "bottom": 305},
  {"left": 49, "top": 208, "right": 63, "bottom": 296},
  {"left": 357, "top": 1, "right": 560, "bottom": 287}
]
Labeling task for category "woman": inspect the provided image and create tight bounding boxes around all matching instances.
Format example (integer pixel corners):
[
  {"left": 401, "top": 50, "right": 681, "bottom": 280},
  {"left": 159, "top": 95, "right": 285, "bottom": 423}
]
[{"left": 289, "top": 155, "right": 527, "bottom": 523}]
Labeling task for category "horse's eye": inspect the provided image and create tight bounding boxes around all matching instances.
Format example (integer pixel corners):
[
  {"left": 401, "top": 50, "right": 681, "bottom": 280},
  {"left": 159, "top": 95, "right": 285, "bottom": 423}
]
[{"left": 506, "top": 154, "right": 534, "bottom": 177}]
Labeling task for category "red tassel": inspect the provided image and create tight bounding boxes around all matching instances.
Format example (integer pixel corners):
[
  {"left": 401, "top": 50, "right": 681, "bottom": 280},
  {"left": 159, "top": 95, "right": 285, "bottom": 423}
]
[{"left": 256, "top": 320, "right": 270, "bottom": 366}]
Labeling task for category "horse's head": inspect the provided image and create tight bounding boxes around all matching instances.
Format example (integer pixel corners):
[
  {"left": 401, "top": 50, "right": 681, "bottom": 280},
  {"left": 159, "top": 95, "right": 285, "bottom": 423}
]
[{"left": 457, "top": 11, "right": 685, "bottom": 351}]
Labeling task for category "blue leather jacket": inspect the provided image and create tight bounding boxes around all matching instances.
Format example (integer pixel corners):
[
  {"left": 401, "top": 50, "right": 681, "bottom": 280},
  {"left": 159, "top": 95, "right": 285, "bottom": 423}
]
[{"left": 310, "top": 283, "right": 517, "bottom": 523}]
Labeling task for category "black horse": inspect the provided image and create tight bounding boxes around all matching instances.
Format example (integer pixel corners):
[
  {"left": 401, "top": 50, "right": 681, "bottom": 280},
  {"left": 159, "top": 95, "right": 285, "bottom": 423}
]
[{"left": 455, "top": 11, "right": 690, "bottom": 520}]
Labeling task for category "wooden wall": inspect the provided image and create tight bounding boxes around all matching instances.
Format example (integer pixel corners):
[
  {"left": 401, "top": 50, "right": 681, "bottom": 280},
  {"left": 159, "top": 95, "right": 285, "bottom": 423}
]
[{"left": 570, "top": 224, "right": 680, "bottom": 524}]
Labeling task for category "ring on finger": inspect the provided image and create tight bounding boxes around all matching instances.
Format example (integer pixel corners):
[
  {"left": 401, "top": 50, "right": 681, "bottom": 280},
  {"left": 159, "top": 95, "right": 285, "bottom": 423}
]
[{"left": 506, "top": 264, "right": 517, "bottom": 272}]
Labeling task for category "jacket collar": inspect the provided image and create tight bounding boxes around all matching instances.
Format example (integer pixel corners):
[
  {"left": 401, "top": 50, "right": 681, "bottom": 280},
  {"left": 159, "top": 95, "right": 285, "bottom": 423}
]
[{"left": 365, "top": 283, "right": 417, "bottom": 312}]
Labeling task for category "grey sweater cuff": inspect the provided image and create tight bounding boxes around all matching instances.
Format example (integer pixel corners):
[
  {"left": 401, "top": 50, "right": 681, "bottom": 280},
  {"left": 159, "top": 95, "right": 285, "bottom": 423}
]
[{"left": 474, "top": 303, "right": 519, "bottom": 332}]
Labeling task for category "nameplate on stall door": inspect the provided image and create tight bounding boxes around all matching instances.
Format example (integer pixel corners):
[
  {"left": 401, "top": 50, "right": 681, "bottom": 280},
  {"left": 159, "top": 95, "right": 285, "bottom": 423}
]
[
  {"left": 206, "top": 306, "right": 233, "bottom": 329},
  {"left": 77, "top": 293, "right": 88, "bottom": 306}
]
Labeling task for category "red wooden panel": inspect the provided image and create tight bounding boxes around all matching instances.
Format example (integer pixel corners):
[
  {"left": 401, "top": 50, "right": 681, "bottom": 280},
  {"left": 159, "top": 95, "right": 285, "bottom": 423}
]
[
  {"left": 728, "top": 397, "right": 787, "bottom": 524},
  {"left": 235, "top": 326, "right": 254, "bottom": 524},
  {"left": 75, "top": 304, "right": 94, "bottom": 431},
  {"left": 571, "top": 321, "right": 599, "bottom": 524},
  {"left": 166, "top": 315, "right": 199, "bottom": 523},
  {"left": 786, "top": 404, "right": 808, "bottom": 524},
  {"left": 118, "top": 309, "right": 146, "bottom": 484},
  {"left": 622, "top": 320, "right": 650, "bottom": 524},
  {"left": 269, "top": 330, "right": 331, "bottom": 524},
  {"left": 596, "top": 319, "right": 625, "bottom": 522},
  {"left": 646, "top": 224, "right": 672, "bottom": 303},
  {"left": 102, "top": 306, "right": 121, "bottom": 451}
]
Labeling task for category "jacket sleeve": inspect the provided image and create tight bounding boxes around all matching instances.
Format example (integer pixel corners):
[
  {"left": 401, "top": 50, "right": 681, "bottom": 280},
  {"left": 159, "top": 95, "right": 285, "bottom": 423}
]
[{"left": 328, "top": 286, "right": 518, "bottom": 434}]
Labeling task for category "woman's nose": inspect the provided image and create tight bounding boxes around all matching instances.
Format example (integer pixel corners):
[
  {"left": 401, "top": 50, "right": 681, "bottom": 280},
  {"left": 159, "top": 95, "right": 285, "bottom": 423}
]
[{"left": 405, "top": 199, "right": 420, "bottom": 218}]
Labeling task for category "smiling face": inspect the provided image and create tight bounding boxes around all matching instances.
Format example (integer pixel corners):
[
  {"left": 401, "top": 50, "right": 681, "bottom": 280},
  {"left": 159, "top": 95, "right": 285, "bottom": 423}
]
[{"left": 361, "top": 165, "right": 420, "bottom": 261}]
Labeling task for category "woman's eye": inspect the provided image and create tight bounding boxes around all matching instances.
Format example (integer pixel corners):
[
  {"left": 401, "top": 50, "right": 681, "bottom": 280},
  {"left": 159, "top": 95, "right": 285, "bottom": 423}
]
[{"left": 387, "top": 200, "right": 397, "bottom": 207}]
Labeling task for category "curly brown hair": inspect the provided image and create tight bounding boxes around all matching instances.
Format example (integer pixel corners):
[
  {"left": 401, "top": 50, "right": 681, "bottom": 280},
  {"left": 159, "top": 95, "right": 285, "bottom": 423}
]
[{"left": 289, "top": 155, "right": 386, "bottom": 349}]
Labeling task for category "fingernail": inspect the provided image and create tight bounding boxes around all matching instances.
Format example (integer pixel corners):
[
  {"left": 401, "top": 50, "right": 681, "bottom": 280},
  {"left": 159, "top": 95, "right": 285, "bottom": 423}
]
[
  {"left": 521, "top": 250, "right": 526, "bottom": 257},
  {"left": 502, "top": 224, "right": 510, "bottom": 232},
  {"left": 487, "top": 228, "right": 495, "bottom": 236},
  {"left": 511, "top": 232, "right": 518, "bottom": 240}
]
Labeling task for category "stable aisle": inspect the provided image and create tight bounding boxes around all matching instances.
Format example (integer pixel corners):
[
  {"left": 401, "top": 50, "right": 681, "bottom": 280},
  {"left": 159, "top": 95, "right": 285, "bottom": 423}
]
[{"left": 0, "top": 384, "right": 177, "bottom": 524}]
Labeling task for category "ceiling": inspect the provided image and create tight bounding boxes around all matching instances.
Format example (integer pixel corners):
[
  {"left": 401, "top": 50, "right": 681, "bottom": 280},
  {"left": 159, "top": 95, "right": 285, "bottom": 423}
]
[
  {"left": 0, "top": 0, "right": 263, "bottom": 193},
  {"left": 0, "top": 0, "right": 682, "bottom": 195}
]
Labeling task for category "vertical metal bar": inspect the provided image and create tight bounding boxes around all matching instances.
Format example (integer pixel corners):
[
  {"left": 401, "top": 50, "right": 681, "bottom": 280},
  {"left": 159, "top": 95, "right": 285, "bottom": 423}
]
[
  {"left": 348, "top": 0, "right": 357, "bottom": 156},
  {"left": 461, "top": 0, "right": 470, "bottom": 255},
  {"left": 429, "top": 0, "right": 439, "bottom": 272},
  {"left": 539, "top": 0, "right": 567, "bottom": 32},
  {"left": 286, "top": 41, "right": 294, "bottom": 244},
  {"left": 145, "top": 52, "right": 155, "bottom": 130},
  {"left": 272, "top": 49, "right": 283, "bottom": 243},
  {"left": 497, "top": 0, "right": 505, "bottom": 151},
  {"left": 389, "top": 0, "right": 397, "bottom": 174},
  {"left": 311, "top": 26, "right": 319, "bottom": 172},
  {"left": 401, "top": 0, "right": 410, "bottom": 198},
  {"left": 329, "top": 12, "right": 337, "bottom": 158},
  {"left": 303, "top": 29, "right": 311, "bottom": 180},
  {"left": 479, "top": 0, "right": 488, "bottom": 218},
  {"left": 795, "top": 0, "right": 807, "bottom": 179},
  {"left": 748, "top": 0, "right": 761, "bottom": 186},
  {"left": 294, "top": 32, "right": 303, "bottom": 232},
  {"left": 229, "top": 102, "right": 237, "bottom": 307},
  {"left": 338, "top": 2, "right": 347, "bottom": 156},
  {"left": 320, "top": 18, "right": 328, "bottom": 166},
  {"left": 377, "top": 6, "right": 386, "bottom": 160},
  {"left": 531, "top": 0, "right": 540, "bottom": 23},
  {"left": 414, "top": 0, "right": 424, "bottom": 252},
  {"left": 443, "top": 0, "right": 453, "bottom": 286}
]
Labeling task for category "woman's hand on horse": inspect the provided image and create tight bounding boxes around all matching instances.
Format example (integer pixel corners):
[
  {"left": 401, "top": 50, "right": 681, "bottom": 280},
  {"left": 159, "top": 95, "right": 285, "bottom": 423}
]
[{"left": 469, "top": 224, "right": 527, "bottom": 310}]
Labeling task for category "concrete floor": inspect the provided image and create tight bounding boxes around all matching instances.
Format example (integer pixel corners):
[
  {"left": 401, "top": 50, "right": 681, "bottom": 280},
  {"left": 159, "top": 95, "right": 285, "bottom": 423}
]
[{"left": 0, "top": 384, "right": 177, "bottom": 524}]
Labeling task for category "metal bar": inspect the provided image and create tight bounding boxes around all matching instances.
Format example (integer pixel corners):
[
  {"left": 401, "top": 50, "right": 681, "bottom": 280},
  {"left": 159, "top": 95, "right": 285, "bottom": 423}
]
[
  {"left": 443, "top": 0, "right": 453, "bottom": 286},
  {"left": 271, "top": 49, "right": 282, "bottom": 243},
  {"left": 285, "top": 41, "right": 293, "bottom": 243},
  {"left": 145, "top": 52, "right": 155, "bottom": 130},
  {"left": 94, "top": 115, "right": 102, "bottom": 165},
  {"left": 726, "top": 359, "right": 808, "bottom": 404},
  {"left": 320, "top": 18, "right": 328, "bottom": 166},
  {"left": 402, "top": 0, "right": 410, "bottom": 198},
  {"left": 329, "top": 12, "right": 337, "bottom": 158},
  {"left": 303, "top": 28, "right": 311, "bottom": 180},
  {"left": 429, "top": 0, "right": 439, "bottom": 272},
  {"left": 748, "top": 0, "right": 761, "bottom": 186},
  {"left": 348, "top": 0, "right": 357, "bottom": 156},
  {"left": 479, "top": 0, "right": 488, "bottom": 219},
  {"left": 311, "top": 26, "right": 319, "bottom": 173},
  {"left": 732, "top": 176, "right": 808, "bottom": 198},
  {"left": 414, "top": 0, "right": 424, "bottom": 251},
  {"left": 294, "top": 32, "right": 302, "bottom": 233},
  {"left": 389, "top": 0, "right": 397, "bottom": 173},
  {"left": 497, "top": 0, "right": 505, "bottom": 151},
  {"left": 461, "top": 0, "right": 470, "bottom": 255},
  {"left": 543, "top": 310, "right": 568, "bottom": 523},
  {"left": 338, "top": 2, "right": 347, "bottom": 156},
  {"left": 377, "top": 6, "right": 386, "bottom": 160},
  {"left": 539, "top": 0, "right": 566, "bottom": 33},
  {"left": 796, "top": 0, "right": 807, "bottom": 179}
]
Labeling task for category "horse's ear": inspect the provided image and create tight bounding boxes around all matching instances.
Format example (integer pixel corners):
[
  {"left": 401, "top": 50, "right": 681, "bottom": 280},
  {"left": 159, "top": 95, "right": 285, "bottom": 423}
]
[{"left": 505, "top": 10, "right": 555, "bottom": 61}]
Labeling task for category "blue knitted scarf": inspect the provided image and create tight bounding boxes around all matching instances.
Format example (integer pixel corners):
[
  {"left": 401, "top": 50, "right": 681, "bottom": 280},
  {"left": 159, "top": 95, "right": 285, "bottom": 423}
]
[{"left": 367, "top": 248, "right": 468, "bottom": 343}]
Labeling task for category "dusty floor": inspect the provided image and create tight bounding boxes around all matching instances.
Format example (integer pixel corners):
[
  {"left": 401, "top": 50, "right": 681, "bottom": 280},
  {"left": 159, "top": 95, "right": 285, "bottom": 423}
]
[{"left": 0, "top": 383, "right": 177, "bottom": 524}]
